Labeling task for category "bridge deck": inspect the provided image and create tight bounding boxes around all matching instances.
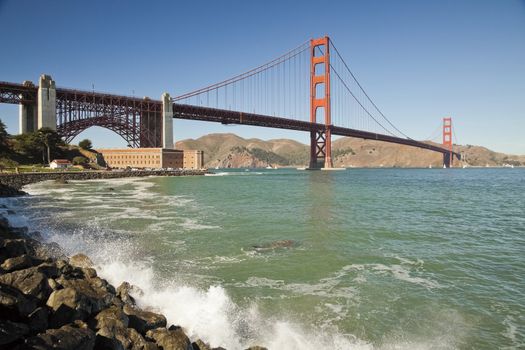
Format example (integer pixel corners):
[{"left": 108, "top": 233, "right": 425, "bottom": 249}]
[
  {"left": 0, "top": 81, "right": 459, "bottom": 158},
  {"left": 173, "top": 104, "right": 460, "bottom": 157}
]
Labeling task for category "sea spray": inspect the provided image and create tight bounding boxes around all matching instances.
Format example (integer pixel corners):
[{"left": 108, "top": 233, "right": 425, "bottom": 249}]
[{"left": 52, "top": 232, "right": 372, "bottom": 349}]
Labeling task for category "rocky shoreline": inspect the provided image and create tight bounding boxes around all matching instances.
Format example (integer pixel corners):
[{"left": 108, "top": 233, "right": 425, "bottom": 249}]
[
  {"left": 0, "top": 190, "right": 265, "bottom": 349},
  {"left": 0, "top": 169, "right": 210, "bottom": 193}
]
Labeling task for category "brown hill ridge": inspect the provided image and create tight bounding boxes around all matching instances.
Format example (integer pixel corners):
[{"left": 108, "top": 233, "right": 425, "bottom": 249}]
[{"left": 175, "top": 133, "right": 525, "bottom": 168}]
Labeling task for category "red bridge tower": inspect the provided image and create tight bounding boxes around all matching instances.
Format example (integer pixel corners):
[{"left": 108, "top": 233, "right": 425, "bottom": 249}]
[
  {"left": 443, "top": 117, "right": 453, "bottom": 167},
  {"left": 309, "top": 36, "right": 333, "bottom": 169}
]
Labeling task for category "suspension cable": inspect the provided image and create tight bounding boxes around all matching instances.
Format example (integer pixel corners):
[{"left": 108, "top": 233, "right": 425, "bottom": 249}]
[
  {"left": 329, "top": 39, "right": 412, "bottom": 139},
  {"left": 173, "top": 41, "right": 309, "bottom": 101}
]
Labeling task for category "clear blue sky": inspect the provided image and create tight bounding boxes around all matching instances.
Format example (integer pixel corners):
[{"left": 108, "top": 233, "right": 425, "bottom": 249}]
[{"left": 0, "top": 0, "right": 524, "bottom": 154}]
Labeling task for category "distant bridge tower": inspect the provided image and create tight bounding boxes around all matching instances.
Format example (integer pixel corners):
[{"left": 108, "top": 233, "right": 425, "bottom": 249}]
[
  {"left": 443, "top": 117, "right": 453, "bottom": 167},
  {"left": 309, "top": 36, "right": 333, "bottom": 169}
]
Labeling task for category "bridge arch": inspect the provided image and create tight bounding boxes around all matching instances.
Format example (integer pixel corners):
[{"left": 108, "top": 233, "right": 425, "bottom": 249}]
[{"left": 56, "top": 116, "right": 143, "bottom": 147}]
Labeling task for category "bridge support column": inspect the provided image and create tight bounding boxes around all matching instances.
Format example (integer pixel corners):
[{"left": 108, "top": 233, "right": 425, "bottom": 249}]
[
  {"left": 162, "top": 93, "right": 174, "bottom": 149},
  {"left": 443, "top": 152, "right": 452, "bottom": 168},
  {"left": 37, "top": 74, "right": 56, "bottom": 130},
  {"left": 19, "top": 81, "right": 37, "bottom": 134}
]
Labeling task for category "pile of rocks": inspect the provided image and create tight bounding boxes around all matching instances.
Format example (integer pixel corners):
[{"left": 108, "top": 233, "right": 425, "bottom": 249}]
[
  {"left": 0, "top": 183, "right": 26, "bottom": 197},
  {"left": 0, "top": 217, "right": 266, "bottom": 350}
]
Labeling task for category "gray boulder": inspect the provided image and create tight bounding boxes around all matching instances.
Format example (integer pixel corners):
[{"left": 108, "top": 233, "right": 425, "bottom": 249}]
[
  {"left": 95, "top": 325, "right": 130, "bottom": 350},
  {"left": 1, "top": 254, "right": 34, "bottom": 272},
  {"left": 24, "top": 320, "right": 96, "bottom": 350},
  {"left": 28, "top": 306, "right": 49, "bottom": 333},
  {"left": 92, "top": 306, "right": 129, "bottom": 330},
  {"left": 123, "top": 304, "right": 167, "bottom": 335},
  {"left": 46, "top": 280, "right": 114, "bottom": 328},
  {"left": 127, "top": 327, "right": 159, "bottom": 350},
  {"left": 192, "top": 339, "right": 212, "bottom": 350},
  {"left": 0, "top": 282, "right": 38, "bottom": 317},
  {"left": 69, "top": 253, "right": 94, "bottom": 269},
  {"left": 116, "top": 281, "right": 139, "bottom": 306},
  {"left": 0, "top": 319, "right": 29, "bottom": 346},
  {"left": 95, "top": 326, "right": 159, "bottom": 350},
  {"left": 0, "top": 238, "right": 30, "bottom": 262},
  {"left": 145, "top": 327, "right": 192, "bottom": 350},
  {"left": 0, "top": 266, "right": 50, "bottom": 301}
]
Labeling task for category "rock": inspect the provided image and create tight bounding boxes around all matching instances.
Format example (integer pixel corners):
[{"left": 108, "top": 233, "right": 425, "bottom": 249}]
[
  {"left": 69, "top": 253, "right": 94, "bottom": 269},
  {"left": 127, "top": 327, "right": 159, "bottom": 350},
  {"left": 25, "top": 320, "right": 96, "bottom": 350},
  {"left": 33, "top": 241, "right": 67, "bottom": 261},
  {"left": 124, "top": 304, "right": 167, "bottom": 335},
  {"left": 56, "top": 259, "right": 85, "bottom": 279},
  {"left": 28, "top": 306, "right": 49, "bottom": 333},
  {"left": 0, "top": 319, "right": 29, "bottom": 346},
  {"left": 145, "top": 327, "right": 192, "bottom": 350},
  {"left": 245, "top": 347, "right": 268, "bottom": 350},
  {"left": 0, "top": 267, "right": 50, "bottom": 301},
  {"left": 1, "top": 254, "right": 34, "bottom": 272},
  {"left": 96, "top": 325, "right": 131, "bottom": 350},
  {"left": 0, "top": 239, "right": 30, "bottom": 261},
  {"left": 0, "top": 184, "right": 26, "bottom": 197},
  {"left": 48, "top": 278, "right": 59, "bottom": 291},
  {"left": 92, "top": 306, "right": 129, "bottom": 330},
  {"left": 252, "top": 239, "right": 296, "bottom": 251},
  {"left": 95, "top": 326, "right": 159, "bottom": 350},
  {"left": 88, "top": 276, "right": 116, "bottom": 294},
  {"left": 46, "top": 280, "right": 114, "bottom": 328},
  {"left": 192, "top": 339, "right": 211, "bottom": 350},
  {"left": 0, "top": 282, "right": 37, "bottom": 318},
  {"left": 82, "top": 267, "right": 97, "bottom": 279},
  {"left": 116, "top": 281, "right": 139, "bottom": 305},
  {"left": 35, "top": 261, "right": 60, "bottom": 278},
  {"left": 31, "top": 231, "right": 44, "bottom": 241}
]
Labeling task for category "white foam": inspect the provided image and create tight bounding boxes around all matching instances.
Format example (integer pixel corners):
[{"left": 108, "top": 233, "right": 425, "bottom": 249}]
[
  {"left": 343, "top": 263, "right": 441, "bottom": 290},
  {"left": 91, "top": 253, "right": 370, "bottom": 350},
  {"left": 501, "top": 315, "right": 523, "bottom": 349}
]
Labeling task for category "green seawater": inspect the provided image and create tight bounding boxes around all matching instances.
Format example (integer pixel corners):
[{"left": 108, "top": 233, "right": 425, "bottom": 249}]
[{"left": 5, "top": 168, "right": 524, "bottom": 349}]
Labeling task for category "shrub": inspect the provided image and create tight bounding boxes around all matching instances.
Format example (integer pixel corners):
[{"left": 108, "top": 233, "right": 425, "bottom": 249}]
[
  {"left": 72, "top": 156, "right": 88, "bottom": 165},
  {"left": 79, "top": 139, "right": 92, "bottom": 150}
]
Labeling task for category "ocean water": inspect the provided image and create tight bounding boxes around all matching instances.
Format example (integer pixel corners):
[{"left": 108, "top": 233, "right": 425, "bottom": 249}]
[{"left": 1, "top": 168, "right": 524, "bottom": 349}]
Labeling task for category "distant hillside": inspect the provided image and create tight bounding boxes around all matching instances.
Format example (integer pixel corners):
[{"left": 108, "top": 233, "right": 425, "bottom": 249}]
[
  {"left": 175, "top": 133, "right": 308, "bottom": 168},
  {"left": 175, "top": 133, "right": 525, "bottom": 168}
]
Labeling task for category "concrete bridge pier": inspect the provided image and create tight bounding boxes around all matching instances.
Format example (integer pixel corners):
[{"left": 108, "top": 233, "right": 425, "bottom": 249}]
[
  {"left": 443, "top": 152, "right": 452, "bottom": 168},
  {"left": 18, "top": 81, "right": 37, "bottom": 133},
  {"left": 162, "top": 92, "right": 173, "bottom": 149},
  {"left": 37, "top": 74, "right": 56, "bottom": 130}
]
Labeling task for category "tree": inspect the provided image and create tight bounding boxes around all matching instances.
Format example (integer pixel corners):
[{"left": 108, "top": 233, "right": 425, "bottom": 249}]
[
  {"left": 13, "top": 128, "right": 64, "bottom": 164},
  {"left": 13, "top": 132, "right": 42, "bottom": 158},
  {"left": 79, "top": 139, "right": 92, "bottom": 150},
  {"left": 37, "top": 128, "right": 64, "bottom": 164},
  {"left": 72, "top": 156, "right": 88, "bottom": 166},
  {"left": 0, "top": 119, "right": 9, "bottom": 155}
]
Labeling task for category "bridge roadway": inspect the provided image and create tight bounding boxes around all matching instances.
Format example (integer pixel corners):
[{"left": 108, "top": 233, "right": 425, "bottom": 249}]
[
  {"left": 0, "top": 81, "right": 460, "bottom": 158},
  {"left": 172, "top": 104, "right": 460, "bottom": 158}
]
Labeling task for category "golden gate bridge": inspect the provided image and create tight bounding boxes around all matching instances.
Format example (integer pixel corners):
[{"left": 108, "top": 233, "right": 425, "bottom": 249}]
[{"left": 0, "top": 36, "right": 460, "bottom": 168}]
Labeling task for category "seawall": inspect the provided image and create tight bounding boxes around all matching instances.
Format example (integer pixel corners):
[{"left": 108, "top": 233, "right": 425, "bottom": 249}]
[{"left": 0, "top": 169, "right": 209, "bottom": 192}]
